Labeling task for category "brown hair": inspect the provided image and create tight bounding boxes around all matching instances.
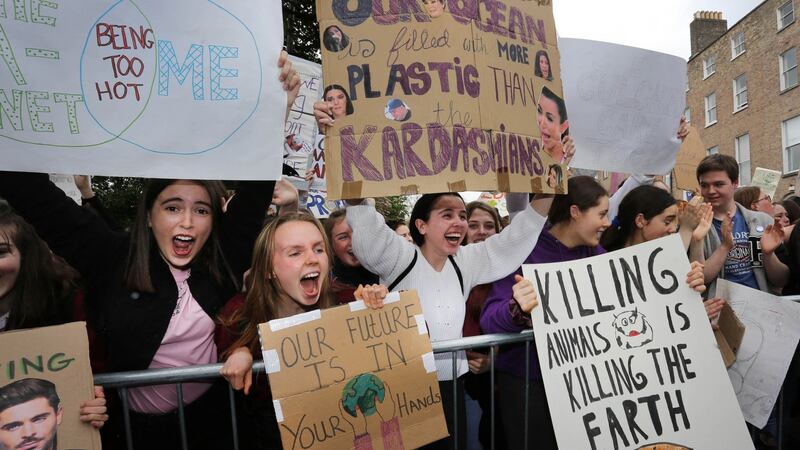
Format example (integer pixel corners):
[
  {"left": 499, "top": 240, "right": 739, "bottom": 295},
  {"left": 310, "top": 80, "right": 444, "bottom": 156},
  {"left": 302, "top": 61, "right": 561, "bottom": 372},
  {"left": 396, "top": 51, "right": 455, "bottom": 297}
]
[
  {"left": 124, "top": 179, "right": 231, "bottom": 293},
  {"left": 696, "top": 153, "right": 739, "bottom": 183},
  {"left": 222, "top": 212, "right": 335, "bottom": 358},
  {"left": 463, "top": 201, "right": 502, "bottom": 245},
  {"left": 548, "top": 176, "right": 608, "bottom": 225},
  {"left": 733, "top": 186, "right": 761, "bottom": 210},
  {"left": 323, "top": 209, "right": 347, "bottom": 243},
  {"left": 0, "top": 207, "right": 79, "bottom": 330}
]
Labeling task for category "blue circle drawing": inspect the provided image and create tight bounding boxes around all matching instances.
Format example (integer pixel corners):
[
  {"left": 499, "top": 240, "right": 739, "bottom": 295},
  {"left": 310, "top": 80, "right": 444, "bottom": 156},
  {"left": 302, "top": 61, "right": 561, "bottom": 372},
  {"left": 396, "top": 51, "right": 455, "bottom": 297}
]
[{"left": 79, "top": 0, "right": 263, "bottom": 155}]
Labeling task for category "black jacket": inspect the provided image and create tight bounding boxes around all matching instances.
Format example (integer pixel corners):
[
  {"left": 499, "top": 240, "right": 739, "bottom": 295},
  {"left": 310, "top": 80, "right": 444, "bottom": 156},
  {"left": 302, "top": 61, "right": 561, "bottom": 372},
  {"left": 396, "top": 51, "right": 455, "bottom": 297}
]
[{"left": 0, "top": 172, "right": 272, "bottom": 372}]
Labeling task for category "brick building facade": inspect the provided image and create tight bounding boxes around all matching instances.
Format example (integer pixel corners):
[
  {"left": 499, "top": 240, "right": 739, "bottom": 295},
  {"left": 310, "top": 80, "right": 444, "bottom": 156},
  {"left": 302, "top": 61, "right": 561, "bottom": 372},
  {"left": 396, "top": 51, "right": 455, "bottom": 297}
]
[{"left": 686, "top": 1, "right": 799, "bottom": 199}]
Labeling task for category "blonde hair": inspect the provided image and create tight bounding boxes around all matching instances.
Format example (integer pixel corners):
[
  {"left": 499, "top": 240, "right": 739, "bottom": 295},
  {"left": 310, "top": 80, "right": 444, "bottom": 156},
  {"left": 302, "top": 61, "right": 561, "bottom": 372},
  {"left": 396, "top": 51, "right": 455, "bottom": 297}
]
[{"left": 222, "top": 212, "right": 335, "bottom": 358}]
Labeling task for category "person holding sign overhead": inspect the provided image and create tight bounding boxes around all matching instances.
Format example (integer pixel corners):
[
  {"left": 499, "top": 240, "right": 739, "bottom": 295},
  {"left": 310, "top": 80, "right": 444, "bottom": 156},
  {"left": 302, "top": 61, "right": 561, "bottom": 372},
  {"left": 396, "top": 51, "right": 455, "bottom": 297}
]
[{"left": 0, "top": 51, "right": 300, "bottom": 450}]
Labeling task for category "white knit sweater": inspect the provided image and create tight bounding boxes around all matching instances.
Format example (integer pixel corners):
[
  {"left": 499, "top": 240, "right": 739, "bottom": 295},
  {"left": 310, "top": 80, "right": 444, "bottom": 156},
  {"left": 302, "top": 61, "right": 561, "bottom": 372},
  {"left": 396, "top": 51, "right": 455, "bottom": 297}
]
[{"left": 347, "top": 204, "right": 546, "bottom": 380}]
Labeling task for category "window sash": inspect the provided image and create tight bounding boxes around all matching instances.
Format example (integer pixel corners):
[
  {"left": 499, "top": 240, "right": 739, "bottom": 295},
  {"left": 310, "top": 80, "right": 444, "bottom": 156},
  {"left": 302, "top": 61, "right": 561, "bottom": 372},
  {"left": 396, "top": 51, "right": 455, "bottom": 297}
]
[
  {"left": 703, "top": 57, "right": 716, "bottom": 77},
  {"left": 784, "top": 116, "right": 800, "bottom": 172},
  {"left": 779, "top": 1, "right": 795, "bottom": 28},
  {"left": 734, "top": 76, "right": 748, "bottom": 109},
  {"left": 781, "top": 49, "right": 798, "bottom": 90},
  {"left": 705, "top": 94, "right": 717, "bottom": 124},
  {"left": 736, "top": 134, "right": 751, "bottom": 184},
  {"left": 708, "top": 146, "right": 719, "bottom": 155},
  {"left": 732, "top": 32, "right": 745, "bottom": 57}
]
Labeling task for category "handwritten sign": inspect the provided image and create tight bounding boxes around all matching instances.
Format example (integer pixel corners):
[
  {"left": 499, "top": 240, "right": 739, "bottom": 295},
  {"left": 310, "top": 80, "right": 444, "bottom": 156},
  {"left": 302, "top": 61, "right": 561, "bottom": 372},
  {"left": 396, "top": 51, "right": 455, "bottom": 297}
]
[
  {"left": 0, "top": 323, "right": 99, "bottom": 450},
  {"left": 0, "top": 1, "right": 284, "bottom": 180},
  {"left": 285, "top": 56, "right": 325, "bottom": 188},
  {"left": 523, "top": 234, "right": 752, "bottom": 450},
  {"left": 259, "top": 291, "right": 447, "bottom": 450},
  {"left": 562, "top": 38, "right": 687, "bottom": 175},
  {"left": 751, "top": 167, "right": 782, "bottom": 201},
  {"left": 317, "top": 0, "right": 568, "bottom": 199},
  {"left": 674, "top": 126, "right": 705, "bottom": 192},
  {"left": 716, "top": 279, "right": 800, "bottom": 428}
]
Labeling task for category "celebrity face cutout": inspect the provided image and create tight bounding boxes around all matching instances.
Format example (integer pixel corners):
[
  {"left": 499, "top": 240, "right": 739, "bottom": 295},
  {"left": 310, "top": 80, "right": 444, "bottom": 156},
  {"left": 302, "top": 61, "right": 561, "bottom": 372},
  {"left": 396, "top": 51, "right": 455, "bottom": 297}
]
[
  {"left": 0, "top": 398, "right": 62, "bottom": 450},
  {"left": 537, "top": 95, "right": 568, "bottom": 159},
  {"left": 423, "top": 0, "right": 444, "bottom": 18},
  {"left": 0, "top": 230, "right": 21, "bottom": 301},
  {"left": 538, "top": 53, "right": 550, "bottom": 79},
  {"left": 325, "top": 88, "right": 348, "bottom": 119},
  {"left": 148, "top": 181, "right": 213, "bottom": 271}
]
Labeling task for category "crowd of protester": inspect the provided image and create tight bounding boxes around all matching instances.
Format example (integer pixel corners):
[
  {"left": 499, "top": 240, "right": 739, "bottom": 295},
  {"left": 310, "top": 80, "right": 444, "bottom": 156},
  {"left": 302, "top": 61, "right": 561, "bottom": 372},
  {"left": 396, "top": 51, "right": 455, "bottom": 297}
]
[{"left": 3, "top": 62, "right": 800, "bottom": 450}]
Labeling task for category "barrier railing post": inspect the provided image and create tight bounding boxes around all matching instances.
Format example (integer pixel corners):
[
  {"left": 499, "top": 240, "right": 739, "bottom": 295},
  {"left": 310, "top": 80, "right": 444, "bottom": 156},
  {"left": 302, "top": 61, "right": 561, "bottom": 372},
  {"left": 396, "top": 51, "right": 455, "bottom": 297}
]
[
  {"left": 452, "top": 351, "right": 458, "bottom": 450},
  {"left": 490, "top": 345, "right": 496, "bottom": 450},
  {"left": 229, "top": 384, "right": 240, "bottom": 450},
  {"left": 176, "top": 383, "right": 188, "bottom": 450},
  {"left": 120, "top": 387, "right": 134, "bottom": 450}
]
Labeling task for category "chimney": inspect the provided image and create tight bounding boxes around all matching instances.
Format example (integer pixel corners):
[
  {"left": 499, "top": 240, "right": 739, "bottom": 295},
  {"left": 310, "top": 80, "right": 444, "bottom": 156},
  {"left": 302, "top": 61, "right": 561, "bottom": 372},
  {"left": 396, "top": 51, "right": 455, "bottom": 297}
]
[{"left": 690, "top": 11, "right": 727, "bottom": 57}]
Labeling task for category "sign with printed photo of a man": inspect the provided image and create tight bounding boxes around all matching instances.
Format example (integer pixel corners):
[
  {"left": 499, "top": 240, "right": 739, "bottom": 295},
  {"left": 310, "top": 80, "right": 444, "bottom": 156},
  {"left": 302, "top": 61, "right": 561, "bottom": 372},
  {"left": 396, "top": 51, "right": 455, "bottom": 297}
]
[{"left": 0, "top": 323, "right": 100, "bottom": 450}]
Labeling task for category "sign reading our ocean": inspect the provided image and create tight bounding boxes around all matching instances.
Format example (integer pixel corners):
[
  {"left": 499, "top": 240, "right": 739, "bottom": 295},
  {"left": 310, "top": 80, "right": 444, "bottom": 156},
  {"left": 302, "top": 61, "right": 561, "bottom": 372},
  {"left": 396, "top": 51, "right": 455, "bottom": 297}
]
[
  {"left": 0, "top": 0, "right": 285, "bottom": 180},
  {"left": 317, "top": 0, "right": 570, "bottom": 199},
  {"left": 524, "top": 234, "right": 753, "bottom": 450}
]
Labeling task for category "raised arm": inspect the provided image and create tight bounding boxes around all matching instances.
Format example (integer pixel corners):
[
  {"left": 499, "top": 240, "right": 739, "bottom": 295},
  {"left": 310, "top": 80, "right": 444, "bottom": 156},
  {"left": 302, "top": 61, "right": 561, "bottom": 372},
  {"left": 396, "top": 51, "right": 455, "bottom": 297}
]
[{"left": 346, "top": 203, "right": 416, "bottom": 283}]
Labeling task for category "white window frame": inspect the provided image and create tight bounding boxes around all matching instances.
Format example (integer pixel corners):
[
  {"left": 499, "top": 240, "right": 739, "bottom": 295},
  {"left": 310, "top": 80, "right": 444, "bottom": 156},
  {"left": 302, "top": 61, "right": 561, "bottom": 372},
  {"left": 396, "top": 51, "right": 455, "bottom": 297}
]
[
  {"left": 778, "top": 0, "right": 795, "bottom": 30},
  {"left": 731, "top": 31, "right": 746, "bottom": 59},
  {"left": 703, "top": 56, "right": 716, "bottom": 79},
  {"left": 733, "top": 74, "right": 748, "bottom": 112},
  {"left": 684, "top": 107, "right": 691, "bottom": 124},
  {"left": 735, "top": 134, "right": 751, "bottom": 185},
  {"left": 708, "top": 146, "right": 719, "bottom": 155},
  {"left": 780, "top": 47, "right": 798, "bottom": 91},
  {"left": 783, "top": 115, "right": 800, "bottom": 174},
  {"left": 704, "top": 93, "right": 717, "bottom": 127}
]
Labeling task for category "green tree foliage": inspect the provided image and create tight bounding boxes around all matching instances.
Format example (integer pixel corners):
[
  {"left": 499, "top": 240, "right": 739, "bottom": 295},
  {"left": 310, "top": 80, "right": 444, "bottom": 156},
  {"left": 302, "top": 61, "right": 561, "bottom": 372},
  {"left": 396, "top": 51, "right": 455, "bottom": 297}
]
[
  {"left": 91, "top": 176, "right": 145, "bottom": 230},
  {"left": 283, "top": 0, "right": 320, "bottom": 63},
  {"left": 375, "top": 196, "right": 411, "bottom": 221}
]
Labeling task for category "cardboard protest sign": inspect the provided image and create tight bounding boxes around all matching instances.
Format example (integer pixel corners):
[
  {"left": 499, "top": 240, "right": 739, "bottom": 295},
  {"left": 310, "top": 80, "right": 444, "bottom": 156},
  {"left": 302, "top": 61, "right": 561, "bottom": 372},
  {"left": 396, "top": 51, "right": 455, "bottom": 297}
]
[
  {"left": 317, "top": 0, "right": 568, "bottom": 200},
  {"left": 716, "top": 279, "right": 800, "bottom": 428},
  {"left": 751, "top": 167, "right": 782, "bottom": 201},
  {"left": 259, "top": 291, "right": 447, "bottom": 450},
  {"left": 561, "top": 38, "right": 687, "bottom": 175},
  {"left": 673, "top": 126, "right": 705, "bottom": 192},
  {"left": 0, "top": 322, "right": 100, "bottom": 450},
  {"left": 523, "top": 234, "right": 752, "bottom": 450},
  {"left": 0, "top": 1, "right": 284, "bottom": 180},
  {"left": 477, "top": 192, "right": 508, "bottom": 217}
]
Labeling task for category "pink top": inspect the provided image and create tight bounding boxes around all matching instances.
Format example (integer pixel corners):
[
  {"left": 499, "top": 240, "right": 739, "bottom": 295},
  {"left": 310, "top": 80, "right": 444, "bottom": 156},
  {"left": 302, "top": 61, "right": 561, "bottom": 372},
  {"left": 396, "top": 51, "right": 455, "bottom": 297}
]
[{"left": 128, "top": 267, "right": 218, "bottom": 414}]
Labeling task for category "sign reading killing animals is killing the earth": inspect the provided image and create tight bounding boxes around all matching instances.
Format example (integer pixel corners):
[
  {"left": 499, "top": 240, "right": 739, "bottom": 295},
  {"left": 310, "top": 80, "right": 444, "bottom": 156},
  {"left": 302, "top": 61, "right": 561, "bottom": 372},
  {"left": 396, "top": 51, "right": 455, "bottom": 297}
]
[
  {"left": 317, "top": 0, "right": 570, "bottom": 199},
  {"left": 523, "top": 234, "right": 753, "bottom": 450}
]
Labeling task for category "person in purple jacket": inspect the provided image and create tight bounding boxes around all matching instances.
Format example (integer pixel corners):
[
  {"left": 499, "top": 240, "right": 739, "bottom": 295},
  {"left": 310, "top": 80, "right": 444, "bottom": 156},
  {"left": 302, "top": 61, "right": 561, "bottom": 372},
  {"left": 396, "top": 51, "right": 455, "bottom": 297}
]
[
  {"left": 481, "top": 177, "right": 708, "bottom": 449},
  {"left": 480, "top": 176, "right": 608, "bottom": 450}
]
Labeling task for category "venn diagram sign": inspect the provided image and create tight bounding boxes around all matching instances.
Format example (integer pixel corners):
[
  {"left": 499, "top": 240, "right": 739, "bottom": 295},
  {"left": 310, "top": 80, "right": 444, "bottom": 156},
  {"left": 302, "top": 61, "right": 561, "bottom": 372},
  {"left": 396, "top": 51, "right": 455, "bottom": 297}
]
[{"left": 0, "top": 0, "right": 284, "bottom": 180}]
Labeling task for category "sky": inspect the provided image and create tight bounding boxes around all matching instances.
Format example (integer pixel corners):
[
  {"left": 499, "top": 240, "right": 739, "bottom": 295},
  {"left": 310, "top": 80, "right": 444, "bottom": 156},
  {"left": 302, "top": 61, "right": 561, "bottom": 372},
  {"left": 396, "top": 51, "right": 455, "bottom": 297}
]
[{"left": 553, "top": 0, "right": 764, "bottom": 59}]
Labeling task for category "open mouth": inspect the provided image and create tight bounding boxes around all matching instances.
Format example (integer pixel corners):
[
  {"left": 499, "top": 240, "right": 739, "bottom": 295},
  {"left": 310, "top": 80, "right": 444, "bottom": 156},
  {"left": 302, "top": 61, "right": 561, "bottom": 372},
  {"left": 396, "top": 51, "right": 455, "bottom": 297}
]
[
  {"left": 445, "top": 233, "right": 462, "bottom": 245},
  {"left": 300, "top": 272, "right": 321, "bottom": 298},
  {"left": 173, "top": 235, "right": 195, "bottom": 257}
]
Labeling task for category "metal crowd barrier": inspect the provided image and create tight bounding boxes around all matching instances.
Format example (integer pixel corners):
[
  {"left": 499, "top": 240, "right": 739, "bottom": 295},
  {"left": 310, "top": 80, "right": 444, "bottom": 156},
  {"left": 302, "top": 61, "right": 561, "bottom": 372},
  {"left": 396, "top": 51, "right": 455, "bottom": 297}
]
[{"left": 94, "top": 331, "right": 535, "bottom": 450}]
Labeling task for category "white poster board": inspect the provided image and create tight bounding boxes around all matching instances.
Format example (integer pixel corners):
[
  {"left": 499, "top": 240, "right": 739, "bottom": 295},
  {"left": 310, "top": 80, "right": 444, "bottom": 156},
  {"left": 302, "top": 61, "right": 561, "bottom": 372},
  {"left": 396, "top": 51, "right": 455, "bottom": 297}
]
[
  {"left": 284, "top": 56, "right": 323, "bottom": 187},
  {"left": 716, "top": 279, "right": 800, "bottom": 428},
  {"left": 561, "top": 38, "right": 687, "bottom": 175},
  {"left": 0, "top": 0, "right": 284, "bottom": 180},
  {"left": 523, "top": 234, "right": 752, "bottom": 450},
  {"left": 49, "top": 174, "right": 82, "bottom": 204}
]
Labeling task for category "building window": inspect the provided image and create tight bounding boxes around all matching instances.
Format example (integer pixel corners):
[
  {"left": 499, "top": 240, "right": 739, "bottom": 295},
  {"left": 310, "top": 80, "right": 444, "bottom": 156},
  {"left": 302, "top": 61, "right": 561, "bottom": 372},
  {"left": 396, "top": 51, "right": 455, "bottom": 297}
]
[
  {"left": 684, "top": 107, "right": 691, "bottom": 124},
  {"left": 704, "top": 93, "right": 717, "bottom": 126},
  {"left": 733, "top": 74, "right": 748, "bottom": 111},
  {"left": 783, "top": 115, "right": 800, "bottom": 173},
  {"left": 703, "top": 56, "right": 716, "bottom": 78},
  {"left": 781, "top": 48, "right": 798, "bottom": 91},
  {"left": 731, "top": 31, "right": 746, "bottom": 59},
  {"left": 778, "top": 0, "right": 795, "bottom": 30},
  {"left": 735, "top": 134, "right": 751, "bottom": 185},
  {"left": 708, "top": 146, "right": 719, "bottom": 155}
]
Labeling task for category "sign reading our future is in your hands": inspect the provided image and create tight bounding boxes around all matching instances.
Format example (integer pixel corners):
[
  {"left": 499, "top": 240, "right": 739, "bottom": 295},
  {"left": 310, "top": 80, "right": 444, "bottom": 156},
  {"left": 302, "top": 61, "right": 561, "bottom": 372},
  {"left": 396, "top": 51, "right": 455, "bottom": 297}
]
[
  {"left": 524, "top": 234, "right": 753, "bottom": 450},
  {"left": 0, "top": 0, "right": 285, "bottom": 180},
  {"left": 317, "top": 0, "right": 569, "bottom": 199}
]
